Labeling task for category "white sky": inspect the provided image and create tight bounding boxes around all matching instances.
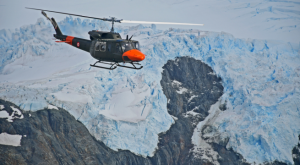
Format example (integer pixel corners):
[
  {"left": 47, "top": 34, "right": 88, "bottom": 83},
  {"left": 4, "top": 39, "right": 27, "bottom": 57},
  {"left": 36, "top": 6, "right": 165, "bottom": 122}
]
[{"left": 0, "top": 0, "right": 299, "bottom": 43}]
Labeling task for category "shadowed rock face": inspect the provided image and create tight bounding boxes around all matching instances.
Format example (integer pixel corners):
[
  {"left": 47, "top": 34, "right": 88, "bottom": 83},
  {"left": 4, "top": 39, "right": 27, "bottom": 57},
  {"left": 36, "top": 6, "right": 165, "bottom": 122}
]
[
  {"left": 156, "top": 56, "right": 223, "bottom": 165},
  {"left": 0, "top": 99, "right": 149, "bottom": 165},
  {"left": 293, "top": 135, "right": 300, "bottom": 165},
  {"left": 0, "top": 57, "right": 293, "bottom": 165},
  {"left": 2, "top": 98, "right": 162, "bottom": 165},
  {"left": 161, "top": 56, "right": 223, "bottom": 117},
  {"left": 157, "top": 56, "right": 250, "bottom": 165}
]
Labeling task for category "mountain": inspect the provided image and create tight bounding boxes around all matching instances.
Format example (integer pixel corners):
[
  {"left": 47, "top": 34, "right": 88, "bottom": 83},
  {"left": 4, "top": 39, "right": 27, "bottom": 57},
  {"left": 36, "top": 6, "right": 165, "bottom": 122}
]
[
  {"left": 0, "top": 56, "right": 225, "bottom": 164},
  {"left": 0, "top": 15, "right": 299, "bottom": 164},
  {"left": 1, "top": 56, "right": 298, "bottom": 164}
]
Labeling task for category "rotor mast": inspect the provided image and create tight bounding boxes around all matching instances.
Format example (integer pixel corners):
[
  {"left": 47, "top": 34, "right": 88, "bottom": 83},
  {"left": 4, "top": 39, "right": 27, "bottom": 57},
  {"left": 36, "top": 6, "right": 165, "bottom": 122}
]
[
  {"left": 100, "top": 17, "right": 123, "bottom": 33},
  {"left": 111, "top": 18, "right": 115, "bottom": 32},
  {"left": 106, "top": 17, "right": 123, "bottom": 33}
]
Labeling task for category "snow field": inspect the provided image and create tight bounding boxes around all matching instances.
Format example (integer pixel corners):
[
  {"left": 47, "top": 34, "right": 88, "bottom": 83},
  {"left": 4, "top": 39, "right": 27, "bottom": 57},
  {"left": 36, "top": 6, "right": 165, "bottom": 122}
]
[
  {"left": 0, "top": 105, "right": 24, "bottom": 147},
  {"left": 0, "top": 133, "right": 22, "bottom": 147},
  {"left": 47, "top": 104, "right": 59, "bottom": 110},
  {"left": 0, "top": 105, "right": 24, "bottom": 122}
]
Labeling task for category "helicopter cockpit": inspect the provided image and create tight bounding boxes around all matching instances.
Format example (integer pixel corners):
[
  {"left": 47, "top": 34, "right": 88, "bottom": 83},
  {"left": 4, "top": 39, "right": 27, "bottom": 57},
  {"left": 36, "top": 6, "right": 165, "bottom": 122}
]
[{"left": 121, "top": 42, "right": 140, "bottom": 52}]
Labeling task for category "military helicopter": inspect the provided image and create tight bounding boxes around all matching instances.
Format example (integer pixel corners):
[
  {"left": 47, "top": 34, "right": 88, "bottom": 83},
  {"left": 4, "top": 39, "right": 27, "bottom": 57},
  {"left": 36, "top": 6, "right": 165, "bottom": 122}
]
[{"left": 26, "top": 7, "right": 204, "bottom": 70}]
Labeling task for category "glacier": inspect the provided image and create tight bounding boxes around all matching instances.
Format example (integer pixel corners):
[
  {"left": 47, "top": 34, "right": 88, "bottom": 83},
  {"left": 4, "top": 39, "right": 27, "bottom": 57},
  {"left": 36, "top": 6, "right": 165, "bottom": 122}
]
[{"left": 0, "top": 16, "right": 299, "bottom": 164}]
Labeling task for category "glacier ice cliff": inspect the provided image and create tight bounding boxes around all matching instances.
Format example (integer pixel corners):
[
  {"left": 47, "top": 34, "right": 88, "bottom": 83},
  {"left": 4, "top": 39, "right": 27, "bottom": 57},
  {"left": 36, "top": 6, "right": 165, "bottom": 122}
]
[
  {"left": 0, "top": 16, "right": 299, "bottom": 164},
  {"left": 0, "top": 56, "right": 227, "bottom": 165}
]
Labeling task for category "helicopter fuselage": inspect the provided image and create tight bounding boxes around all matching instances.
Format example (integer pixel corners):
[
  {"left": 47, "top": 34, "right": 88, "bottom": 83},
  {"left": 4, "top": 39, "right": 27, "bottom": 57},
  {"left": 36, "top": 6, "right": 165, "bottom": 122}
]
[
  {"left": 54, "top": 30, "right": 145, "bottom": 64},
  {"left": 28, "top": 8, "right": 146, "bottom": 69},
  {"left": 26, "top": 7, "right": 203, "bottom": 69}
]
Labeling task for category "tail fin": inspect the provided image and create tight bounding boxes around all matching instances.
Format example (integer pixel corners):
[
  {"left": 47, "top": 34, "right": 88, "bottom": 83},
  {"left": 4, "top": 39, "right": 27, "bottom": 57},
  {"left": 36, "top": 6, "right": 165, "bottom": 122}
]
[
  {"left": 50, "top": 18, "right": 63, "bottom": 36},
  {"left": 41, "top": 11, "right": 63, "bottom": 36}
]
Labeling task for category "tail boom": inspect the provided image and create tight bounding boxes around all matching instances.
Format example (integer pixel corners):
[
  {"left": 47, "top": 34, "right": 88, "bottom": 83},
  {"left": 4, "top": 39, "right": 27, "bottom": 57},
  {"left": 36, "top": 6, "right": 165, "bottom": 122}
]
[{"left": 54, "top": 34, "right": 91, "bottom": 52}]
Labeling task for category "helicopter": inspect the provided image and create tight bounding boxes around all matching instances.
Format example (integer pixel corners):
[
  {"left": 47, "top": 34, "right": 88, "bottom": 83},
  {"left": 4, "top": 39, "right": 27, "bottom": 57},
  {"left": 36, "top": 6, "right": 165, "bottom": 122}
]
[{"left": 26, "top": 7, "right": 204, "bottom": 70}]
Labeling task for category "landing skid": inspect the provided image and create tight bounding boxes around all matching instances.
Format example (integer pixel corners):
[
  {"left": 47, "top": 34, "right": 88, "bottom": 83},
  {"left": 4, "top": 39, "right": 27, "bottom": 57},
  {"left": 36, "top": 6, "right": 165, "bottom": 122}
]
[
  {"left": 90, "top": 61, "right": 117, "bottom": 70},
  {"left": 117, "top": 62, "right": 143, "bottom": 70},
  {"left": 90, "top": 61, "right": 143, "bottom": 70}
]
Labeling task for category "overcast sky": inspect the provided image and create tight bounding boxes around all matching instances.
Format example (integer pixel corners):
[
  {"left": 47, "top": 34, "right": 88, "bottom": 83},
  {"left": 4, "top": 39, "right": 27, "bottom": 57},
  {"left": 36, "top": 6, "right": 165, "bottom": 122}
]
[{"left": 1, "top": 0, "right": 299, "bottom": 43}]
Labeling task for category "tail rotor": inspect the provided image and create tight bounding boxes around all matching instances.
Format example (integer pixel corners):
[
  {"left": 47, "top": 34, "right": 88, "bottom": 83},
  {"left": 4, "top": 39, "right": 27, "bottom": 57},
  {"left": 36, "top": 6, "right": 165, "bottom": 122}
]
[{"left": 41, "top": 10, "right": 63, "bottom": 36}]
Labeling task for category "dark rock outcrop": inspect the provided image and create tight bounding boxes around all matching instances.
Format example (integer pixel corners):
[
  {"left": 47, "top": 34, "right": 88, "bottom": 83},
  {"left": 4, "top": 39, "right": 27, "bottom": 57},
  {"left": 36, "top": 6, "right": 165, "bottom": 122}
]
[
  {"left": 0, "top": 57, "right": 292, "bottom": 165},
  {"left": 0, "top": 99, "right": 151, "bottom": 165},
  {"left": 154, "top": 56, "right": 223, "bottom": 165},
  {"left": 293, "top": 135, "right": 300, "bottom": 165},
  {"left": 157, "top": 56, "right": 250, "bottom": 165}
]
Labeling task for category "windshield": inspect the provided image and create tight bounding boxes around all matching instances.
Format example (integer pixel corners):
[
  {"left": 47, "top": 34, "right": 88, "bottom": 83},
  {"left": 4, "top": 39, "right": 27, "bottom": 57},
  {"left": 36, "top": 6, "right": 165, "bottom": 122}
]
[
  {"left": 121, "top": 42, "right": 140, "bottom": 52},
  {"left": 121, "top": 42, "right": 134, "bottom": 52},
  {"left": 133, "top": 42, "right": 140, "bottom": 50}
]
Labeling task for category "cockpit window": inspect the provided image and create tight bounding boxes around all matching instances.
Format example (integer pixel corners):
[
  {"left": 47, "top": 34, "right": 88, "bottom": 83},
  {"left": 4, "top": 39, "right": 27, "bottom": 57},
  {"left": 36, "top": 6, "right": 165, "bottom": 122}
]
[
  {"left": 134, "top": 42, "right": 140, "bottom": 50},
  {"left": 100, "top": 42, "right": 106, "bottom": 52},
  {"left": 121, "top": 42, "right": 134, "bottom": 52},
  {"left": 120, "top": 42, "right": 140, "bottom": 52}
]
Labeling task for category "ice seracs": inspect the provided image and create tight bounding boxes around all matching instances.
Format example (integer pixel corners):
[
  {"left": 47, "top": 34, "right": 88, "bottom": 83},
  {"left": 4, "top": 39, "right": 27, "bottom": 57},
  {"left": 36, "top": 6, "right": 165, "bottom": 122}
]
[{"left": 98, "top": 75, "right": 152, "bottom": 123}]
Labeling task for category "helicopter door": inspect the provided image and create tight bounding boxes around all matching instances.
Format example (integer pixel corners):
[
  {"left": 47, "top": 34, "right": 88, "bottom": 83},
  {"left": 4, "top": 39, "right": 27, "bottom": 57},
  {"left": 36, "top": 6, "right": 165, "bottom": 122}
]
[
  {"left": 93, "top": 41, "right": 107, "bottom": 60},
  {"left": 115, "top": 43, "right": 122, "bottom": 53},
  {"left": 107, "top": 43, "right": 112, "bottom": 52}
]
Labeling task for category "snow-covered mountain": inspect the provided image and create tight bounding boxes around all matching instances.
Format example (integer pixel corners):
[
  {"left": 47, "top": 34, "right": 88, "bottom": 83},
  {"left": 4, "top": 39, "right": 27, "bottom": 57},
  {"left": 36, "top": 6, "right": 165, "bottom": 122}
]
[{"left": 0, "top": 8, "right": 300, "bottom": 165}]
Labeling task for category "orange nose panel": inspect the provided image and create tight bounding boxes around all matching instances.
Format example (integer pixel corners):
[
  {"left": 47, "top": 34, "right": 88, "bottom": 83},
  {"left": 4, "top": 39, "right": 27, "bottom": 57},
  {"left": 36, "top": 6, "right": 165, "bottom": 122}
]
[{"left": 122, "top": 49, "right": 146, "bottom": 62}]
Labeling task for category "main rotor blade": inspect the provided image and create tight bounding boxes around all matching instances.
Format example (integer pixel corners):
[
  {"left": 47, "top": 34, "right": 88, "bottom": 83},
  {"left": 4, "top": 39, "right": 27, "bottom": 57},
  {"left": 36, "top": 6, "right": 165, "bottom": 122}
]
[
  {"left": 26, "top": 7, "right": 203, "bottom": 26},
  {"left": 25, "top": 7, "right": 112, "bottom": 21},
  {"left": 121, "top": 20, "right": 204, "bottom": 26}
]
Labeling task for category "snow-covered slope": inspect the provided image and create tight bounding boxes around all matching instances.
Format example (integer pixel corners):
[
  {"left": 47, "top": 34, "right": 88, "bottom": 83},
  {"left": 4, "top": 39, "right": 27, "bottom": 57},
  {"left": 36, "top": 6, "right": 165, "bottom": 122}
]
[{"left": 0, "top": 16, "right": 299, "bottom": 164}]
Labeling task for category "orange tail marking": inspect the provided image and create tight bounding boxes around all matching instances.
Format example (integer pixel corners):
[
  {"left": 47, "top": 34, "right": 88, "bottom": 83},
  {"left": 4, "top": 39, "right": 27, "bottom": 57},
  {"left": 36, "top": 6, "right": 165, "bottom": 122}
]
[{"left": 65, "top": 36, "right": 75, "bottom": 45}]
